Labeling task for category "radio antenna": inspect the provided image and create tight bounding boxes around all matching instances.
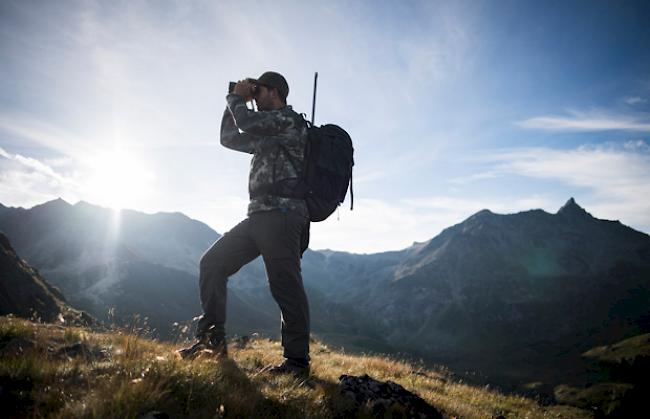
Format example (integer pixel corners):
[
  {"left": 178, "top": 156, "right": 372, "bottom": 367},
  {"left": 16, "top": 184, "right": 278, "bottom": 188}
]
[{"left": 311, "top": 72, "right": 318, "bottom": 125}]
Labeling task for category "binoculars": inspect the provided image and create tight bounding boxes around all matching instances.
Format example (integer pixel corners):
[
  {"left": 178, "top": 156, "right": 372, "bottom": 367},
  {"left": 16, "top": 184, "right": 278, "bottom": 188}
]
[{"left": 228, "top": 79, "right": 259, "bottom": 96}]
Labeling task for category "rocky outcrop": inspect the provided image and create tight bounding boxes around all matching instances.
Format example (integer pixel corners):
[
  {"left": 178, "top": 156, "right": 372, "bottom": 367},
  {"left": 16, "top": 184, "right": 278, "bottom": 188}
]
[
  {"left": 582, "top": 333, "right": 650, "bottom": 383},
  {"left": 339, "top": 374, "right": 443, "bottom": 419}
]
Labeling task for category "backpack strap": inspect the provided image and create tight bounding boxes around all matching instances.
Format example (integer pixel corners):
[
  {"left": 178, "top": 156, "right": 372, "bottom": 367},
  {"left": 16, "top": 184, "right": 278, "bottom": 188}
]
[
  {"left": 299, "top": 113, "right": 312, "bottom": 129},
  {"left": 350, "top": 170, "right": 353, "bottom": 210}
]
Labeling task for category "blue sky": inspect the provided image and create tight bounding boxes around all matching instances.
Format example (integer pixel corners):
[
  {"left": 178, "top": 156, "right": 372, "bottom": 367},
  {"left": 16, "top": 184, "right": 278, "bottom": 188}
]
[{"left": 1, "top": 0, "right": 649, "bottom": 253}]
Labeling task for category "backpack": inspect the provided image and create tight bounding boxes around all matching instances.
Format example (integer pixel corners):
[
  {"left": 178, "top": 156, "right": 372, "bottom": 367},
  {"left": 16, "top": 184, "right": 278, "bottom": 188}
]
[
  {"left": 302, "top": 121, "right": 354, "bottom": 221},
  {"left": 279, "top": 118, "right": 354, "bottom": 222}
]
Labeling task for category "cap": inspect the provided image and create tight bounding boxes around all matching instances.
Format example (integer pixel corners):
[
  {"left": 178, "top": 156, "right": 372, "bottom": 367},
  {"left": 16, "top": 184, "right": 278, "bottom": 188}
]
[{"left": 252, "top": 71, "right": 289, "bottom": 101}]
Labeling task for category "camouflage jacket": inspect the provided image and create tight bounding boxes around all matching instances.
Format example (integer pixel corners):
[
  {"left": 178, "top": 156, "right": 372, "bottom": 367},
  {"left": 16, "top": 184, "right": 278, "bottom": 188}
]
[{"left": 220, "top": 93, "right": 309, "bottom": 218}]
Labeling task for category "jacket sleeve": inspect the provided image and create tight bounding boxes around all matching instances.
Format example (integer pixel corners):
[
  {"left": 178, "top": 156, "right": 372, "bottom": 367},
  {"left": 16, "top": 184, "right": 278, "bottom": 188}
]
[
  {"left": 220, "top": 107, "right": 259, "bottom": 154},
  {"left": 226, "top": 94, "right": 294, "bottom": 137}
]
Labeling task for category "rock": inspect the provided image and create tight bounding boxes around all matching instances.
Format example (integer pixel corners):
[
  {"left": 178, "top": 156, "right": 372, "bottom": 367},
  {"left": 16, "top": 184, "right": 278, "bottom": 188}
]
[
  {"left": 52, "top": 341, "right": 108, "bottom": 361},
  {"left": 554, "top": 383, "right": 639, "bottom": 418},
  {"left": 582, "top": 333, "right": 650, "bottom": 383},
  {"left": 232, "top": 333, "right": 258, "bottom": 349},
  {"left": 0, "top": 336, "right": 35, "bottom": 356},
  {"left": 339, "top": 374, "right": 443, "bottom": 419}
]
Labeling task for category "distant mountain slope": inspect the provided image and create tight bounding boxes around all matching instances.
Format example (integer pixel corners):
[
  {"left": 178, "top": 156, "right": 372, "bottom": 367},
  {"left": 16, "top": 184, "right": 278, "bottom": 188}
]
[
  {"left": 0, "top": 198, "right": 218, "bottom": 276},
  {"left": 0, "top": 199, "right": 277, "bottom": 337},
  {"left": 0, "top": 232, "right": 91, "bottom": 325},
  {"left": 315, "top": 198, "right": 650, "bottom": 390}
]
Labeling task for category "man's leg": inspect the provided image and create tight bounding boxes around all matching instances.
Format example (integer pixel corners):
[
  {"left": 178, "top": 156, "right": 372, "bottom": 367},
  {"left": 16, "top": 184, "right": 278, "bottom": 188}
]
[
  {"left": 196, "top": 218, "right": 260, "bottom": 338},
  {"left": 252, "top": 210, "right": 311, "bottom": 361}
]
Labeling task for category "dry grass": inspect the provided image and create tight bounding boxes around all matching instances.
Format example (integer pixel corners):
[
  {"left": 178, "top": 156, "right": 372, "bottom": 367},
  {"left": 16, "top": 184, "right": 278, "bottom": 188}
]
[{"left": 0, "top": 316, "right": 593, "bottom": 418}]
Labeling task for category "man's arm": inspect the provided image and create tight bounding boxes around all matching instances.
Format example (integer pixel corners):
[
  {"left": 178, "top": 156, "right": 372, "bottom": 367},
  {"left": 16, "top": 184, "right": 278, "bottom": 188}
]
[
  {"left": 226, "top": 94, "right": 293, "bottom": 137},
  {"left": 220, "top": 106, "right": 259, "bottom": 154}
]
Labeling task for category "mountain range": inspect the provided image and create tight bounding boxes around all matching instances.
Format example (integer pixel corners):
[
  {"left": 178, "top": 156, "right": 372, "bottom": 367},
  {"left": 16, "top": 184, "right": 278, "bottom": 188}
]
[
  {"left": 302, "top": 198, "right": 650, "bottom": 391},
  {"left": 1, "top": 197, "right": 649, "bottom": 394}
]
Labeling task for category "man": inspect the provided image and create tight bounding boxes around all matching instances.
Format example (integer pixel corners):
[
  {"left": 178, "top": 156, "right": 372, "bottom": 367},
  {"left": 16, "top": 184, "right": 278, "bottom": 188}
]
[{"left": 178, "top": 71, "right": 311, "bottom": 377}]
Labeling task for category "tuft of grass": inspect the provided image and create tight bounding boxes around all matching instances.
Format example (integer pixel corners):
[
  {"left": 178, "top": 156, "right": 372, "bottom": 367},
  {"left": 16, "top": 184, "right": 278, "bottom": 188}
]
[
  {"left": 0, "top": 316, "right": 595, "bottom": 419},
  {"left": 0, "top": 314, "right": 33, "bottom": 342}
]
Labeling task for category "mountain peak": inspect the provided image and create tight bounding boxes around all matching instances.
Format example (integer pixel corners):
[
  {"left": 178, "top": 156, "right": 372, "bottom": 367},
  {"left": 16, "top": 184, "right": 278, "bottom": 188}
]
[
  {"left": 468, "top": 208, "right": 494, "bottom": 220},
  {"left": 557, "top": 197, "right": 590, "bottom": 218},
  {"left": 43, "top": 197, "right": 71, "bottom": 207},
  {"left": 30, "top": 197, "right": 72, "bottom": 212}
]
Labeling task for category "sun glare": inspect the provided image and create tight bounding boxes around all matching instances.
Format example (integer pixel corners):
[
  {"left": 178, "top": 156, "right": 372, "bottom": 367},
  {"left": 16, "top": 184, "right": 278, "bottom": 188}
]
[{"left": 85, "top": 150, "right": 153, "bottom": 210}]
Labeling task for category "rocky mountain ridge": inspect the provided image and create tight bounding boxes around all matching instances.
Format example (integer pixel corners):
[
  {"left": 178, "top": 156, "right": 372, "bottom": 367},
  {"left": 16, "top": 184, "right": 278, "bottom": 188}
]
[
  {"left": 0, "top": 232, "right": 91, "bottom": 325},
  {"left": 300, "top": 198, "right": 650, "bottom": 391}
]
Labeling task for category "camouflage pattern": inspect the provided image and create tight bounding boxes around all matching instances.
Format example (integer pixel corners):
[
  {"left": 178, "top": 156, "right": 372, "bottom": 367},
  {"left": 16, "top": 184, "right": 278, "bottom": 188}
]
[{"left": 220, "top": 94, "right": 309, "bottom": 218}]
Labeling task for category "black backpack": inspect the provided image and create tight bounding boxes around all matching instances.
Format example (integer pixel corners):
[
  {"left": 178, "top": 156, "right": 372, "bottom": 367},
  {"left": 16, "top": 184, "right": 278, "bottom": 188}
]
[
  {"left": 279, "top": 119, "right": 354, "bottom": 222},
  {"left": 302, "top": 121, "right": 354, "bottom": 221}
]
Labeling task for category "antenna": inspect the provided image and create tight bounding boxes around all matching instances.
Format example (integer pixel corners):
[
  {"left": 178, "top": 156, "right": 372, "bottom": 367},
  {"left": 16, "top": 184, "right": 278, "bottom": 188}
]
[{"left": 311, "top": 72, "right": 318, "bottom": 125}]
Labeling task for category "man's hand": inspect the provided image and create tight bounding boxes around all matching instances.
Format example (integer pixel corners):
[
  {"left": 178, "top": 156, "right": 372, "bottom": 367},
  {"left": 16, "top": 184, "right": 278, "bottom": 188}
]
[{"left": 233, "top": 79, "right": 255, "bottom": 100}]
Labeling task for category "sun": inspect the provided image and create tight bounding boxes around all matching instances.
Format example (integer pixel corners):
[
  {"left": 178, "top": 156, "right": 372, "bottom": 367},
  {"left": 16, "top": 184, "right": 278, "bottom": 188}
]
[{"left": 85, "top": 150, "right": 153, "bottom": 210}]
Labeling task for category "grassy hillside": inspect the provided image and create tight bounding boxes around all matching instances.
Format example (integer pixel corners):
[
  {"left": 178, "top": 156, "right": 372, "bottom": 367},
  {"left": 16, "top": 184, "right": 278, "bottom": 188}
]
[{"left": 0, "top": 316, "right": 593, "bottom": 418}]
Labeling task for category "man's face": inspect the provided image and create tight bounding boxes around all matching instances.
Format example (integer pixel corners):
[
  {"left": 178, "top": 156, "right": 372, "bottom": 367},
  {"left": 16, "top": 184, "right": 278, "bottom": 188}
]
[{"left": 254, "top": 85, "right": 278, "bottom": 111}]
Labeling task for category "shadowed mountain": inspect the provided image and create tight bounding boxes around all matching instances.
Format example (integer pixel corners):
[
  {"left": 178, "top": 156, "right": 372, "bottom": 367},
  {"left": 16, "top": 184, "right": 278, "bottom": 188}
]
[
  {"left": 307, "top": 198, "right": 650, "bottom": 392},
  {"left": 0, "top": 231, "right": 92, "bottom": 325},
  {"left": 0, "top": 199, "right": 277, "bottom": 337}
]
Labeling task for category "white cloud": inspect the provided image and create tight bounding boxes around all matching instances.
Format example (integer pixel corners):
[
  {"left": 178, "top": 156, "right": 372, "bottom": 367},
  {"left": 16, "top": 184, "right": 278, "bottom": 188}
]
[
  {"left": 448, "top": 170, "right": 501, "bottom": 185},
  {"left": 518, "top": 109, "right": 650, "bottom": 132},
  {"left": 624, "top": 96, "right": 647, "bottom": 105},
  {"left": 0, "top": 144, "right": 160, "bottom": 212},
  {"left": 0, "top": 116, "right": 91, "bottom": 158},
  {"left": 482, "top": 141, "right": 650, "bottom": 231},
  {"left": 0, "top": 147, "right": 80, "bottom": 207}
]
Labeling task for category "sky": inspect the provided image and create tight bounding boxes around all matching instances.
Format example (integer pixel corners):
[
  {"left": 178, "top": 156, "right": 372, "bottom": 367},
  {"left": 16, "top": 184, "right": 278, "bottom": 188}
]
[{"left": 1, "top": 0, "right": 649, "bottom": 253}]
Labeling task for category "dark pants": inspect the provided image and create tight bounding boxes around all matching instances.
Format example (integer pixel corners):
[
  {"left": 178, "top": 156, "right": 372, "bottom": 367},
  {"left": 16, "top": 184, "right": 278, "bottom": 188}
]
[{"left": 196, "top": 209, "right": 311, "bottom": 360}]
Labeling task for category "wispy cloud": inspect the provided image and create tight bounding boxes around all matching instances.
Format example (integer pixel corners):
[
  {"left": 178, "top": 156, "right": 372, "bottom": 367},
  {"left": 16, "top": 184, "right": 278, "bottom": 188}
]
[
  {"left": 518, "top": 109, "right": 650, "bottom": 132},
  {"left": 448, "top": 170, "right": 501, "bottom": 185},
  {"left": 0, "top": 115, "right": 89, "bottom": 158},
  {"left": 0, "top": 147, "right": 79, "bottom": 207},
  {"left": 624, "top": 96, "right": 647, "bottom": 106},
  {"left": 480, "top": 141, "right": 650, "bottom": 230}
]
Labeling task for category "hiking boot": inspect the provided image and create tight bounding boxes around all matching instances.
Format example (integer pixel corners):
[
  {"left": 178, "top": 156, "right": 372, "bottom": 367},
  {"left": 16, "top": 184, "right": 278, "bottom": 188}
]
[
  {"left": 267, "top": 358, "right": 310, "bottom": 378},
  {"left": 177, "top": 334, "right": 227, "bottom": 359}
]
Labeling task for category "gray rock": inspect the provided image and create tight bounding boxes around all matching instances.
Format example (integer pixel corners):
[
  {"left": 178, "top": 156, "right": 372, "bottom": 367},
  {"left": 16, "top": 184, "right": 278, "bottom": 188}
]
[{"left": 339, "top": 374, "right": 443, "bottom": 418}]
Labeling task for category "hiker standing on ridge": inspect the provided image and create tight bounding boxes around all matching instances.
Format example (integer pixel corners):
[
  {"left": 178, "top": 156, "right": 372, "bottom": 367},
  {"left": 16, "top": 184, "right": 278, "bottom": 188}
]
[{"left": 178, "top": 71, "right": 311, "bottom": 377}]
